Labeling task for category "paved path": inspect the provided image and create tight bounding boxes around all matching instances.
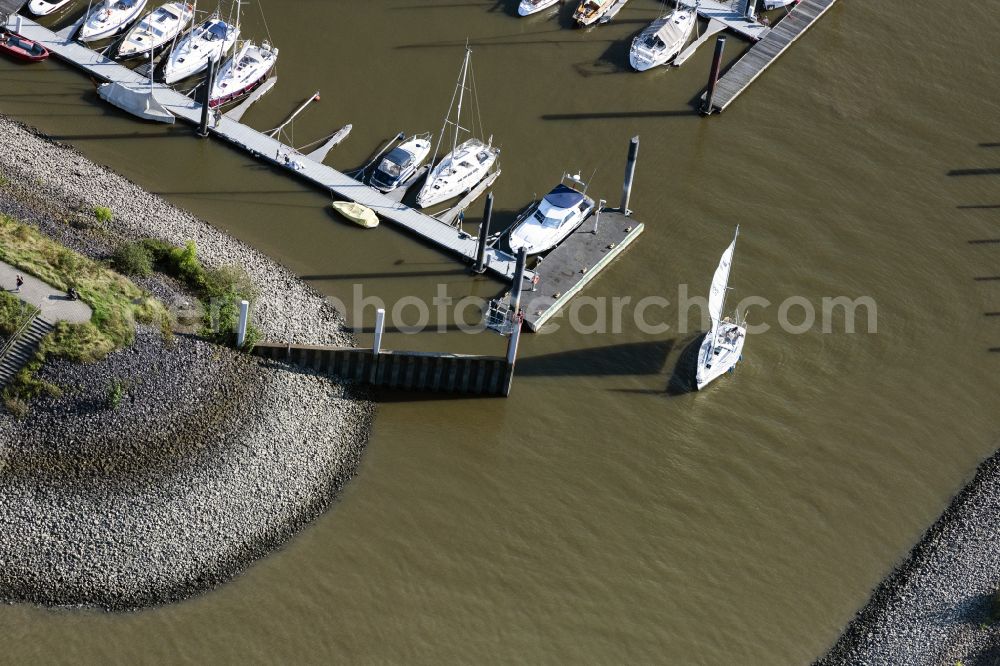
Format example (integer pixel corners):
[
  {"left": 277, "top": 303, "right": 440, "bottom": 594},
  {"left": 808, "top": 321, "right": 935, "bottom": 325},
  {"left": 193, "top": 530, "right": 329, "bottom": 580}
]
[{"left": 0, "top": 260, "right": 93, "bottom": 324}]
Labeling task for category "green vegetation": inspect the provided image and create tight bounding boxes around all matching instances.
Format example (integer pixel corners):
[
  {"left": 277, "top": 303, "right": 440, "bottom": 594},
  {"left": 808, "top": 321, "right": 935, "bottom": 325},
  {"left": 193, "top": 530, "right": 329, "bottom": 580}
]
[
  {"left": 93, "top": 206, "right": 113, "bottom": 225},
  {"left": 0, "top": 215, "right": 168, "bottom": 415},
  {"left": 107, "top": 379, "right": 125, "bottom": 410},
  {"left": 142, "top": 239, "right": 260, "bottom": 348},
  {"left": 111, "top": 241, "right": 153, "bottom": 277},
  {"left": 0, "top": 291, "right": 38, "bottom": 338}
]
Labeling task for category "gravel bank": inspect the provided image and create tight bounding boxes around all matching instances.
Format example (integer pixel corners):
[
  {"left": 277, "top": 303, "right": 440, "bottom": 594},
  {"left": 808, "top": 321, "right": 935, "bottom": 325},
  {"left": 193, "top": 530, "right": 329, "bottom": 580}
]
[
  {"left": 0, "top": 114, "right": 375, "bottom": 609},
  {"left": 818, "top": 448, "right": 1000, "bottom": 666}
]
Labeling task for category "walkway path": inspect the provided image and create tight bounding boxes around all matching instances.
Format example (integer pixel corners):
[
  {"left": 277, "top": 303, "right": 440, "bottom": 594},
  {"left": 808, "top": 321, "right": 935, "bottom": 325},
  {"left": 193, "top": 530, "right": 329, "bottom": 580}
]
[{"left": 0, "top": 260, "right": 92, "bottom": 388}]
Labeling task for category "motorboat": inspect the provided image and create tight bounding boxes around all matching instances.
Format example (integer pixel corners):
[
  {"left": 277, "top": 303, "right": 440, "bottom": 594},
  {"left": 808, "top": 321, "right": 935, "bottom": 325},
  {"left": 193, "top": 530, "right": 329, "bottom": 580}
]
[
  {"left": 369, "top": 133, "right": 432, "bottom": 193},
  {"left": 695, "top": 226, "right": 747, "bottom": 390},
  {"left": 629, "top": 5, "right": 696, "bottom": 71},
  {"left": 161, "top": 15, "right": 239, "bottom": 84},
  {"left": 78, "top": 0, "right": 148, "bottom": 43},
  {"left": 332, "top": 201, "right": 378, "bottom": 229},
  {"left": 0, "top": 30, "right": 50, "bottom": 62},
  {"left": 116, "top": 1, "right": 194, "bottom": 59},
  {"left": 573, "top": 0, "right": 615, "bottom": 26},
  {"left": 517, "top": 0, "right": 559, "bottom": 16},
  {"left": 27, "top": 0, "right": 74, "bottom": 17},
  {"left": 209, "top": 40, "right": 277, "bottom": 107},
  {"left": 763, "top": 0, "right": 796, "bottom": 9},
  {"left": 508, "top": 174, "right": 596, "bottom": 255},
  {"left": 416, "top": 49, "right": 499, "bottom": 209}
]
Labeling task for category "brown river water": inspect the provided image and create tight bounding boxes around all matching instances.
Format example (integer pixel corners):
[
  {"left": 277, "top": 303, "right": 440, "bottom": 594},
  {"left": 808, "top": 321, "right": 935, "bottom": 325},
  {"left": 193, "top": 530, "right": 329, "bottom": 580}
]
[{"left": 1, "top": 0, "right": 999, "bottom": 662}]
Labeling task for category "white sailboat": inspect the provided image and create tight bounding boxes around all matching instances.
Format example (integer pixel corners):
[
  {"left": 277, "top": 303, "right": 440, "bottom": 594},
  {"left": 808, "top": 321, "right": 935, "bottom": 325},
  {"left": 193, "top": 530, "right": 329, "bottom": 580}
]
[
  {"left": 517, "top": 0, "right": 559, "bottom": 16},
  {"left": 78, "top": 0, "right": 148, "bottom": 42},
  {"left": 415, "top": 48, "right": 499, "bottom": 210},
  {"left": 116, "top": 1, "right": 194, "bottom": 59},
  {"left": 629, "top": 3, "right": 697, "bottom": 71},
  {"left": 27, "top": 0, "right": 74, "bottom": 16},
  {"left": 161, "top": 7, "right": 239, "bottom": 85},
  {"left": 695, "top": 227, "right": 747, "bottom": 390},
  {"left": 209, "top": 39, "right": 277, "bottom": 107}
]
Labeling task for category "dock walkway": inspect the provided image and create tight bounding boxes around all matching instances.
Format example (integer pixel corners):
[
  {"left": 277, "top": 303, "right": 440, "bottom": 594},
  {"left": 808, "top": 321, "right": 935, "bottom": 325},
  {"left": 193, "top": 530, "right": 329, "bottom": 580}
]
[
  {"left": 706, "top": 0, "right": 838, "bottom": 112},
  {"left": 7, "top": 15, "right": 525, "bottom": 281}
]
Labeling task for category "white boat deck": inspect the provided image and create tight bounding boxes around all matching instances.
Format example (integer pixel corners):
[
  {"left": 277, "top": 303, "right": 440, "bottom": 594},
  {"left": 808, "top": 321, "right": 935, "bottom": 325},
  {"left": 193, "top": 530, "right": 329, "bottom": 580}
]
[
  {"left": 7, "top": 14, "right": 524, "bottom": 280},
  {"left": 678, "top": 0, "right": 770, "bottom": 41}
]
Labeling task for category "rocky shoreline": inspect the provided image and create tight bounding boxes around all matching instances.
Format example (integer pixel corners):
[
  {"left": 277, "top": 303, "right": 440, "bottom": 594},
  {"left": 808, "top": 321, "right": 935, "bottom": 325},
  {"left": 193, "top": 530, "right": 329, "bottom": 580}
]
[
  {"left": 818, "top": 447, "right": 1000, "bottom": 665},
  {"left": 0, "top": 114, "right": 374, "bottom": 610}
]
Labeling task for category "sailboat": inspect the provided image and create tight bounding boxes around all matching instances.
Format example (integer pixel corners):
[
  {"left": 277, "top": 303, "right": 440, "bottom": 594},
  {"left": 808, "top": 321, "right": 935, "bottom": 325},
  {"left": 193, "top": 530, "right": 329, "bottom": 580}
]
[
  {"left": 116, "top": 1, "right": 195, "bottom": 59},
  {"left": 161, "top": 4, "right": 239, "bottom": 84},
  {"left": 517, "top": 0, "right": 559, "bottom": 16},
  {"left": 415, "top": 48, "right": 499, "bottom": 210},
  {"left": 695, "top": 227, "right": 747, "bottom": 390},
  {"left": 629, "top": 2, "right": 697, "bottom": 71},
  {"left": 78, "top": 0, "right": 149, "bottom": 42},
  {"left": 208, "top": 39, "right": 277, "bottom": 107}
]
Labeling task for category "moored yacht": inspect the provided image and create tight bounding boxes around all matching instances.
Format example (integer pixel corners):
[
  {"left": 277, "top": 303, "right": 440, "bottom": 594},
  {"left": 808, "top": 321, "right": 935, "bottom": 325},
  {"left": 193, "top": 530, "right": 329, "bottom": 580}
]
[
  {"left": 629, "top": 4, "right": 696, "bottom": 71},
  {"left": 209, "top": 40, "right": 278, "bottom": 107},
  {"left": 517, "top": 0, "right": 559, "bottom": 16},
  {"left": 416, "top": 49, "right": 500, "bottom": 209},
  {"left": 78, "top": 0, "right": 148, "bottom": 42},
  {"left": 573, "top": 0, "right": 615, "bottom": 26},
  {"left": 161, "top": 15, "right": 238, "bottom": 84},
  {"left": 117, "top": 1, "right": 194, "bottom": 59},
  {"left": 27, "top": 0, "right": 75, "bottom": 17},
  {"left": 508, "top": 174, "right": 595, "bottom": 255},
  {"left": 369, "top": 133, "right": 432, "bottom": 193}
]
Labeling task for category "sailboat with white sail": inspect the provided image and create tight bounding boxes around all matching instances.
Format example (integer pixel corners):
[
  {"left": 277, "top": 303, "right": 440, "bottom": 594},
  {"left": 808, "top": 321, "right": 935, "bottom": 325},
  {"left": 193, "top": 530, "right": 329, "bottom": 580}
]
[
  {"left": 415, "top": 48, "right": 500, "bottom": 209},
  {"left": 161, "top": 2, "right": 239, "bottom": 84},
  {"left": 695, "top": 226, "right": 747, "bottom": 390}
]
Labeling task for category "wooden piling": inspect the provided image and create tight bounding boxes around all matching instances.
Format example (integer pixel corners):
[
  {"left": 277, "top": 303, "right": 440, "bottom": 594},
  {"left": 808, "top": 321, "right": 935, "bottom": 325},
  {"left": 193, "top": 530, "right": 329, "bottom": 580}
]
[
  {"left": 702, "top": 35, "right": 727, "bottom": 115},
  {"left": 620, "top": 136, "right": 639, "bottom": 215},
  {"left": 474, "top": 192, "right": 494, "bottom": 274}
]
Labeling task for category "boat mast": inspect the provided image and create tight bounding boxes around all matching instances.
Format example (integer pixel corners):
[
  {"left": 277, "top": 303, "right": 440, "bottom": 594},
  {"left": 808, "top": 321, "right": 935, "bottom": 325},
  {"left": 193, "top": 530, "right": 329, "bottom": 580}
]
[
  {"left": 452, "top": 47, "right": 471, "bottom": 162},
  {"left": 711, "top": 225, "right": 739, "bottom": 350}
]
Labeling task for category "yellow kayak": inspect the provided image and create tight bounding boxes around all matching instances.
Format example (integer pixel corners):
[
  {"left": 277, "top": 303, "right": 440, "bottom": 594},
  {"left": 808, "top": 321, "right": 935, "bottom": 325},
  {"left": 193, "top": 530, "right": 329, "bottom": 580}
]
[{"left": 332, "top": 201, "right": 379, "bottom": 228}]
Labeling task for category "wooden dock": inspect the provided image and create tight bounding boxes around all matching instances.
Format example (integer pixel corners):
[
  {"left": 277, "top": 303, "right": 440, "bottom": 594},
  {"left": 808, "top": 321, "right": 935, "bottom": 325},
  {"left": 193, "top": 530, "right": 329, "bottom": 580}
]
[
  {"left": 7, "top": 15, "right": 525, "bottom": 281},
  {"left": 704, "top": 0, "right": 839, "bottom": 112},
  {"left": 679, "top": 0, "right": 770, "bottom": 41},
  {"left": 521, "top": 210, "right": 644, "bottom": 331}
]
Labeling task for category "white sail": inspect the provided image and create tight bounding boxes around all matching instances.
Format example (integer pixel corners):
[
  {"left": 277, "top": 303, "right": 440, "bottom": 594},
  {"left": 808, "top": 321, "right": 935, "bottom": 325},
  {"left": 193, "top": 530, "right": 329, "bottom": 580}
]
[{"left": 707, "top": 239, "right": 735, "bottom": 327}]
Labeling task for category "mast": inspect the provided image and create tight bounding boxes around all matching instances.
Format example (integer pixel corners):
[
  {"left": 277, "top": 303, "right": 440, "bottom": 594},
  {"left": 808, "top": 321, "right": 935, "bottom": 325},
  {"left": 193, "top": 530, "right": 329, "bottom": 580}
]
[{"left": 452, "top": 47, "right": 471, "bottom": 162}]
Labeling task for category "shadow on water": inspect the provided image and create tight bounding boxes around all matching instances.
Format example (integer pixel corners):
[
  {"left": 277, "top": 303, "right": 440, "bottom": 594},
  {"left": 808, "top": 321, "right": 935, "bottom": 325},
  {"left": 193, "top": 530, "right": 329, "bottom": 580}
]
[
  {"left": 958, "top": 204, "right": 1000, "bottom": 210},
  {"left": 601, "top": 334, "right": 703, "bottom": 396},
  {"left": 948, "top": 168, "right": 1000, "bottom": 177},
  {"left": 541, "top": 108, "right": 698, "bottom": 120},
  {"left": 517, "top": 339, "right": 675, "bottom": 377}
]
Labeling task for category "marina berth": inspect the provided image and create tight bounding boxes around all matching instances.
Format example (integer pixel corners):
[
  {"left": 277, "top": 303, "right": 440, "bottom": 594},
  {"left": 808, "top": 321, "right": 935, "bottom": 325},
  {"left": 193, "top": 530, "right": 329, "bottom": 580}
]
[
  {"left": 369, "top": 133, "right": 432, "bottom": 193},
  {"left": 77, "top": 0, "right": 148, "bottom": 42},
  {"left": 161, "top": 15, "right": 238, "bottom": 84},
  {"left": 209, "top": 40, "right": 278, "bottom": 108}
]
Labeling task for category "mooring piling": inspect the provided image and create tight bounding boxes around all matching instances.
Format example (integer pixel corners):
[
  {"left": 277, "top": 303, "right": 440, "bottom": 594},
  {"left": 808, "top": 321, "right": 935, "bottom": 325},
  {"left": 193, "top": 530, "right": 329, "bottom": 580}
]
[
  {"left": 198, "top": 57, "right": 217, "bottom": 138},
  {"left": 511, "top": 247, "right": 528, "bottom": 314},
  {"left": 620, "top": 136, "right": 639, "bottom": 216},
  {"left": 373, "top": 308, "right": 386, "bottom": 356},
  {"left": 236, "top": 299, "right": 249, "bottom": 348},
  {"left": 474, "top": 192, "right": 494, "bottom": 274},
  {"left": 702, "top": 35, "right": 727, "bottom": 115}
]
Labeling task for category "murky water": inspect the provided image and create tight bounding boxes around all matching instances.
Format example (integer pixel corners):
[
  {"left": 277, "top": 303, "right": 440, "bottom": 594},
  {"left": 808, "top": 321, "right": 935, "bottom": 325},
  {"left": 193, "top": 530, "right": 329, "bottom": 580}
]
[{"left": 1, "top": 0, "right": 999, "bottom": 662}]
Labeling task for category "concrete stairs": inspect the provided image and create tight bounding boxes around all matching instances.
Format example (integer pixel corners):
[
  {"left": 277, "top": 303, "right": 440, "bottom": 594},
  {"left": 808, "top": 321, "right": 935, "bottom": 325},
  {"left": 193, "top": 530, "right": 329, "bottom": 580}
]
[{"left": 0, "top": 315, "right": 54, "bottom": 388}]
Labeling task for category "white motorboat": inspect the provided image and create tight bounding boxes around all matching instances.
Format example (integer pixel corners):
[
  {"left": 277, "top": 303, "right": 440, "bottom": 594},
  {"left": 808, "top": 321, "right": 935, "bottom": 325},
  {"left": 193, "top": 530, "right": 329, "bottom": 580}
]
[
  {"left": 517, "top": 0, "right": 559, "bottom": 16},
  {"left": 416, "top": 49, "right": 500, "bottom": 209},
  {"left": 116, "top": 1, "right": 194, "bottom": 59},
  {"left": 78, "top": 0, "right": 148, "bottom": 42},
  {"left": 695, "top": 227, "right": 747, "bottom": 390},
  {"left": 209, "top": 40, "right": 277, "bottom": 107},
  {"left": 369, "top": 133, "right": 432, "bottom": 193},
  {"left": 27, "top": 0, "right": 74, "bottom": 16},
  {"left": 508, "top": 174, "right": 595, "bottom": 255},
  {"left": 763, "top": 0, "right": 796, "bottom": 9},
  {"left": 629, "top": 4, "right": 697, "bottom": 71},
  {"left": 161, "top": 15, "right": 239, "bottom": 84}
]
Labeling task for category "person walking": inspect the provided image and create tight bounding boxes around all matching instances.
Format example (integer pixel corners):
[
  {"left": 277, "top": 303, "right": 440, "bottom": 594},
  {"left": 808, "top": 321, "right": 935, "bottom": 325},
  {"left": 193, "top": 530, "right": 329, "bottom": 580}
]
[{"left": 15, "top": 274, "right": 23, "bottom": 293}]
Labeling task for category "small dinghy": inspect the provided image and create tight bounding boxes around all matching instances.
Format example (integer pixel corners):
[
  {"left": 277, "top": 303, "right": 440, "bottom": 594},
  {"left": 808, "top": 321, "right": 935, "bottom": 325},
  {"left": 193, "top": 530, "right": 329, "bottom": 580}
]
[
  {"left": 517, "top": 0, "right": 559, "bottom": 16},
  {"left": 629, "top": 4, "right": 697, "bottom": 71},
  {"left": 27, "top": 0, "right": 75, "bottom": 17},
  {"left": 116, "top": 1, "right": 194, "bottom": 59},
  {"left": 161, "top": 15, "right": 239, "bottom": 84},
  {"left": 0, "top": 30, "right": 50, "bottom": 62},
  {"left": 78, "top": 0, "right": 149, "bottom": 43},
  {"left": 332, "top": 201, "right": 378, "bottom": 229},
  {"left": 695, "top": 226, "right": 747, "bottom": 390},
  {"left": 369, "top": 133, "right": 432, "bottom": 193},
  {"left": 508, "top": 173, "right": 595, "bottom": 255},
  {"left": 209, "top": 40, "right": 278, "bottom": 108}
]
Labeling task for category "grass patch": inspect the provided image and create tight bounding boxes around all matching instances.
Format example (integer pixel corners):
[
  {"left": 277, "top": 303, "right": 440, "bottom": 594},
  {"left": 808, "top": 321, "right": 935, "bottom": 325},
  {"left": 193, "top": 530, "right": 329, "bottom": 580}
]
[
  {"left": 0, "top": 215, "right": 169, "bottom": 414},
  {"left": 111, "top": 240, "right": 152, "bottom": 277},
  {"left": 93, "top": 206, "right": 113, "bottom": 225},
  {"left": 0, "top": 291, "right": 38, "bottom": 338}
]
